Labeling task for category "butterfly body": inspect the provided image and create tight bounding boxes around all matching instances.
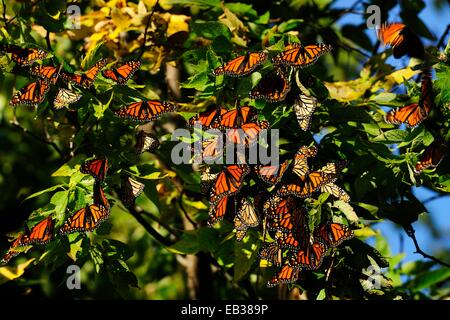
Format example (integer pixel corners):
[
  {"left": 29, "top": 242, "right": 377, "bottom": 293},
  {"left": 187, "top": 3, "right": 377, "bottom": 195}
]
[
  {"left": 114, "top": 100, "right": 176, "bottom": 121},
  {"left": 213, "top": 51, "right": 267, "bottom": 77}
]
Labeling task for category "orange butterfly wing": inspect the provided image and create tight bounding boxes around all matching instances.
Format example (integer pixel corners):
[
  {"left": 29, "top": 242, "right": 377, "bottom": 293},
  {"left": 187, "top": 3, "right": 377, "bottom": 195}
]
[
  {"left": 94, "top": 181, "right": 110, "bottom": 210},
  {"left": 114, "top": 100, "right": 176, "bottom": 121},
  {"left": 61, "top": 59, "right": 107, "bottom": 88},
  {"left": 189, "top": 107, "right": 228, "bottom": 127},
  {"left": 315, "top": 223, "right": 353, "bottom": 248},
  {"left": 255, "top": 160, "right": 289, "bottom": 185},
  {"left": 414, "top": 140, "right": 447, "bottom": 174},
  {"left": 9, "top": 79, "right": 50, "bottom": 106},
  {"left": 249, "top": 70, "right": 291, "bottom": 102},
  {"left": 102, "top": 60, "right": 141, "bottom": 85},
  {"left": 20, "top": 216, "right": 55, "bottom": 246},
  {"left": 2, "top": 45, "right": 48, "bottom": 66},
  {"left": 272, "top": 43, "right": 332, "bottom": 67},
  {"left": 81, "top": 158, "right": 108, "bottom": 181},
  {"left": 267, "top": 263, "right": 300, "bottom": 287},
  {"left": 213, "top": 52, "right": 267, "bottom": 77},
  {"left": 30, "top": 65, "right": 62, "bottom": 85},
  {"left": 59, "top": 204, "right": 109, "bottom": 234},
  {"left": 384, "top": 103, "right": 425, "bottom": 127},
  {"left": 210, "top": 165, "right": 250, "bottom": 198}
]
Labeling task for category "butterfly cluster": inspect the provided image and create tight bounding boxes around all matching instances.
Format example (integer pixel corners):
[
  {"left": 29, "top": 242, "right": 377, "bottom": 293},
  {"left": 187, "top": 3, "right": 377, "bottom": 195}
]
[
  {"left": 378, "top": 24, "right": 447, "bottom": 174},
  {"left": 188, "top": 40, "right": 352, "bottom": 287},
  {"left": 1, "top": 43, "right": 176, "bottom": 264}
]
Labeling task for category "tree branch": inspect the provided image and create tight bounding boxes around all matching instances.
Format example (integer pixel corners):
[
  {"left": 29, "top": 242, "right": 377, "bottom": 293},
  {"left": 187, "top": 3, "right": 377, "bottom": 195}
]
[
  {"left": 139, "top": 0, "right": 159, "bottom": 60},
  {"left": 128, "top": 205, "right": 174, "bottom": 247},
  {"left": 45, "top": 30, "right": 52, "bottom": 51},
  {"left": 437, "top": 24, "right": 450, "bottom": 49},
  {"left": 1, "top": 0, "right": 8, "bottom": 32},
  {"left": 403, "top": 224, "right": 450, "bottom": 268},
  {"left": 10, "top": 117, "right": 64, "bottom": 158}
]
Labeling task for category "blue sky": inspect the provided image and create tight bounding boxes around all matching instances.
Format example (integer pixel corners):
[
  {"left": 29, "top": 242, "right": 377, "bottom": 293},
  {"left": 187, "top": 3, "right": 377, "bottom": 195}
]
[{"left": 331, "top": 0, "right": 450, "bottom": 265}]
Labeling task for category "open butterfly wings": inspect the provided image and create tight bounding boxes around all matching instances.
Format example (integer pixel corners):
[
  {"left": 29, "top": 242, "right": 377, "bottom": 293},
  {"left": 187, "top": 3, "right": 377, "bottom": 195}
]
[
  {"left": 0, "top": 44, "right": 48, "bottom": 66},
  {"left": 213, "top": 51, "right": 267, "bottom": 77},
  {"left": 188, "top": 107, "right": 228, "bottom": 128},
  {"left": 61, "top": 58, "right": 108, "bottom": 88},
  {"left": 9, "top": 79, "right": 50, "bottom": 106},
  {"left": 30, "top": 65, "right": 62, "bottom": 85},
  {"left": 114, "top": 100, "right": 176, "bottom": 122},
  {"left": 102, "top": 60, "right": 141, "bottom": 85},
  {"left": 59, "top": 204, "right": 110, "bottom": 234},
  {"left": 272, "top": 43, "right": 332, "bottom": 68}
]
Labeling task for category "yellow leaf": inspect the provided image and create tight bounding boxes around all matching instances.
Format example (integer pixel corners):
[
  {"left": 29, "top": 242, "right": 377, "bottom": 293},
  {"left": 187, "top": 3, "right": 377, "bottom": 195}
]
[
  {"left": 0, "top": 258, "right": 35, "bottom": 284},
  {"left": 163, "top": 14, "right": 190, "bottom": 37},
  {"left": 325, "top": 78, "right": 373, "bottom": 102},
  {"left": 354, "top": 227, "right": 378, "bottom": 238},
  {"left": 139, "top": 171, "right": 176, "bottom": 180}
]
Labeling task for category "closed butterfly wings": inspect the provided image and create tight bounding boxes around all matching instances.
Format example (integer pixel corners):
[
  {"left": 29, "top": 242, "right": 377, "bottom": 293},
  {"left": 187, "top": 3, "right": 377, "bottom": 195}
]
[
  {"left": 120, "top": 176, "right": 145, "bottom": 207},
  {"left": 250, "top": 69, "right": 291, "bottom": 102},
  {"left": 53, "top": 88, "right": 82, "bottom": 109},
  {"left": 233, "top": 198, "right": 259, "bottom": 241},
  {"left": 294, "top": 94, "right": 317, "bottom": 131},
  {"left": 135, "top": 130, "right": 160, "bottom": 154},
  {"left": 414, "top": 140, "right": 447, "bottom": 174},
  {"left": 81, "top": 158, "right": 109, "bottom": 181},
  {"left": 19, "top": 216, "right": 55, "bottom": 246}
]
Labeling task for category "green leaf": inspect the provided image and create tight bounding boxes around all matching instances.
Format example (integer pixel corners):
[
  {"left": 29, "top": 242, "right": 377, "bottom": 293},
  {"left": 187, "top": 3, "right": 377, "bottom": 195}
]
[
  {"left": 234, "top": 236, "right": 259, "bottom": 282},
  {"left": 316, "top": 289, "right": 326, "bottom": 300},
  {"left": 67, "top": 236, "right": 84, "bottom": 261},
  {"left": 52, "top": 154, "right": 86, "bottom": 177},
  {"left": 373, "top": 129, "right": 410, "bottom": 143},
  {"left": 278, "top": 19, "right": 304, "bottom": 33},
  {"left": 81, "top": 41, "right": 105, "bottom": 70},
  {"left": 191, "top": 21, "right": 231, "bottom": 40},
  {"left": 435, "top": 65, "right": 450, "bottom": 105},
  {"left": 51, "top": 190, "right": 69, "bottom": 221},
  {"left": 406, "top": 268, "right": 450, "bottom": 291},
  {"left": 24, "top": 185, "right": 65, "bottom": 202},
  {"left": 166, "top": 0, "right": 220, "bottom": 7}
]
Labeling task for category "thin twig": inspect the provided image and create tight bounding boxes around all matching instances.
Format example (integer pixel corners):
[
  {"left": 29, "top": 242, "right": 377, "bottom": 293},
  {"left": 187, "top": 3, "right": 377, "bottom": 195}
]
[
  {"left": 139, "top": 0, "right": 159, "bottom": 60},
  {"left": 1, "top": 0, "right": 8, "bottom": 32},
  {"left": 10, "top": 116, "right": 64, "bottom": 158},
  {"left": 129, "top": 206, "right": 174, "bottom": 247},
  {"left": 141, "top": 210, "right": 181, "bottom": 238},
  {"left": 437, "top": 24, "right": 450, "bottom": 49},
  {"left": 45, "top": 30, "right": 52, "bottom": 51},
  {"left": 423, "top": 194, "right": 446, "bottom": 205},
  {"left": 178, "top": 192, "right": 197, "bottom": 228},
  {"left": 403, "top": 224, "right": 450, "bottom": 268}
]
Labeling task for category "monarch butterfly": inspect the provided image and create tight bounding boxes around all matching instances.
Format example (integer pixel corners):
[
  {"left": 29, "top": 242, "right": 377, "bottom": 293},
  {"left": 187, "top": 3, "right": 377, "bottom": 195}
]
[
  {"left": 249, "top": 69, "right": 291, "bottom": 102},
  {"left": 314, "top": 222, "right": 353, "bottom": 248},
  {"left": 255, "top": 160, "right": 289, "bottom": 185},
  {"left": 135, "top": 130, "right": 160, "bottom": 154},
  {"left": 213, "top": 104, "right": 258, "bottom": 129},
  {"left": 414, "top": 140, "right": 447, "bottom": 174},
  {"left": 266, "top": 197, "right": 308, "bottom": 234},
  {"left": 93, "top": 181, "right": 110, "bottom": 210},
  {"left": 188, "top": 106, "right": 228, "bottom": 128},
  {"left": 289, "top": 238, "right": 327, "bottom": 270},
  {"left": 1, "top": 234, "right": 26, "bottom": 265},
  {"left": 213, "top": 51, "right": 267, "bottom": 77},
  {"left": 277, "top": 171, "right": 336, "bottom": 199},
  {"left": 0, "top": 44, "right": 48, "bottom": 66},
  {"left": 377, "top": 23, "right": 424, "bottom": 59},
  {"left": 318, "top": 160, "right": 347, "bottom": 175},
  {"left": 208, "top": 194, "right": 234, "bottom": 225},
  {"left": 53, "top": 88, "right": 82, "bottom": 109},
  {"left": 102, "top": 59, "right": 141, "bottom": 85},
  {"left": 114, "top": 100, "right": 176, "bottom": 122},
  {"left": 320, "top": 183, "right": 350, "bottom": 202},
  {"left": 225, "top": 121, "right": 270, "bottom": 147},
  {"left": 200, "top": 166, "right": 219, "bottom": 194},
  {"left": 210, "top": 164, "right": 250, "bottom": 198},
  {"left": 30, "top": 65, "right": 62, "bottom": 85},
  {"left": 9, "top": 79, "right": 50, "bottom": 106},
  {"left": 81, "top": 158, "right": 108, "bottom": 181},
  {"left": 19, "top": 216, "right": 55, "bottom": 246},
  {"left": 59, "top": 204, "right": 110, "bottom": 234},
  {"left": 292, "top": 145, "right": 318, "bottom": 178},
  {"left": 61, "top": 58, "right": 108, "bottom": 88},
  {"left": 234, "top": 198, "right": 259, "bottom": 241},
  {"left": 272, "top": 43, "right": 332, "bottom": 68},
  {"left": 120, "top": 176, "right": 145, "bottom": 207},
  {"left": 267, "top": 263, "right": 300, "bottom": 287},
  {"left": 294, "top": 94, "right": 317, "bottom": 131},
  {"left": 192, "top": 134, "right": 224, "bottom": 163},
  {"left": 275, "top": 230, "right": 301, "bottom": 250},
  {"left": 259, "top": 242, "right": 283, "bottom": 267}
]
